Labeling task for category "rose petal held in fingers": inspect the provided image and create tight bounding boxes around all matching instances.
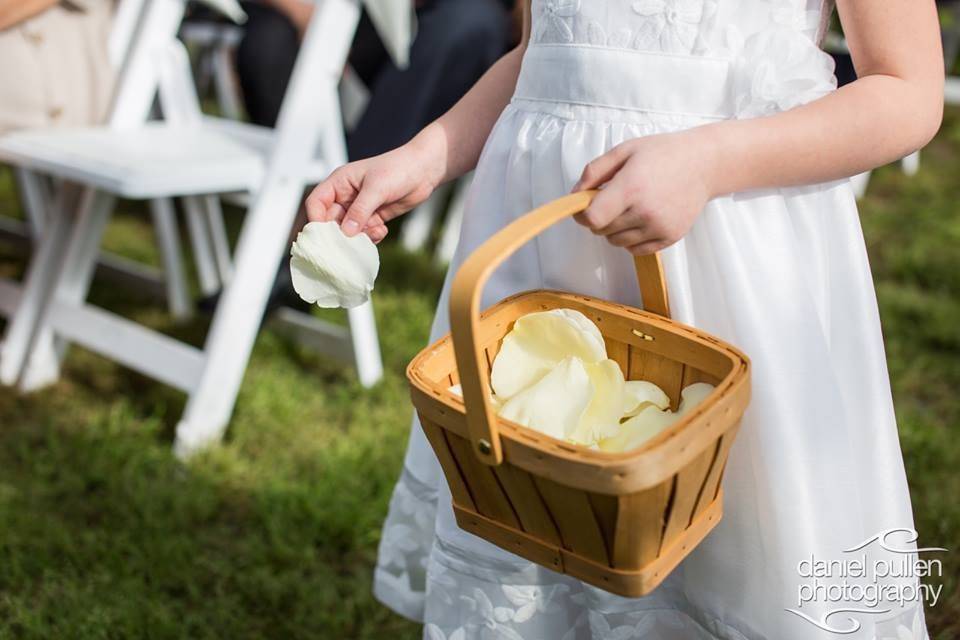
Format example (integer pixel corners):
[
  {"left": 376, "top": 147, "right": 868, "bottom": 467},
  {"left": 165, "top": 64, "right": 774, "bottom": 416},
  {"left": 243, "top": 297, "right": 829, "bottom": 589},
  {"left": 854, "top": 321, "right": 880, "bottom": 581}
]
[
  {"left": 490, "top": 309, "right": 607, "bottom": 399},
  {"left": 498, "top": 357, "right": 593, "bottom": 442},
  {"left": 290, "top": 221, "right": 380, "bottom": 309}
]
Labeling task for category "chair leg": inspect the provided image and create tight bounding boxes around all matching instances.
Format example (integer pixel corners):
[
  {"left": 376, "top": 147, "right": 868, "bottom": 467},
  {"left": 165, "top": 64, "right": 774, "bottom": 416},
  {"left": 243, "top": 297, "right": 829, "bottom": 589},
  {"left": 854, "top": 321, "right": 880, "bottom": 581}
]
[
  {"left": 435, "top": 174, "right": 471, "bottom": 266},
  {"left": 151, "top": 198, "right": 192, "bottom": 320},
  {"left": 902, "top": 151, "right": 920, "bottom": 177},
  {"left": 2, "top": 186, "right": 115, "bottom": 389},
  {"left": 346, "top": 301, "right": 383, "bottom": 388},
  {"left": 182, "top": 196, "right": 221, "bottom": 297},
  {"left": 212, "top": 43, "right": 245, "bottom": 121},
  {"left": 401, "top": 181, "right": 452, "bottom": 252},
  {"left": 173, "top": 182, "right": 304, "bottom": 457},
  {"left": 203, "top": 195, "right": 233, "bottom": 284},
  {"left": 0, "top": 184, "right": 79, "bottom": 386},
  {"left": 850, "top": 170, "right": 872, "bottom": 199},
  {"left": 13, "top": 168, "right": 51, "bottom": 239}
]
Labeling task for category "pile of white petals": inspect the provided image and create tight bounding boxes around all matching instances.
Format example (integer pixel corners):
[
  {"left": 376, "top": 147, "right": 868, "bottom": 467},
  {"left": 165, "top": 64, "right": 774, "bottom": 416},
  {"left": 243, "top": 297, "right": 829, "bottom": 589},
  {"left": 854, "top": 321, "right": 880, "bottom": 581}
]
[{"left": 450, "top": 309, "right": 715, "bottom": 452}]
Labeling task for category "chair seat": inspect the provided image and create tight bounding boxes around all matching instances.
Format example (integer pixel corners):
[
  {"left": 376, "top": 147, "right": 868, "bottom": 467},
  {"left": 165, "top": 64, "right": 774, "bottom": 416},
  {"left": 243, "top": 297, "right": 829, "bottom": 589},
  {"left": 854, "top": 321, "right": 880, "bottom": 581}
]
[{"left": 0, "top": 118, "right": 327, "bottom": 199}]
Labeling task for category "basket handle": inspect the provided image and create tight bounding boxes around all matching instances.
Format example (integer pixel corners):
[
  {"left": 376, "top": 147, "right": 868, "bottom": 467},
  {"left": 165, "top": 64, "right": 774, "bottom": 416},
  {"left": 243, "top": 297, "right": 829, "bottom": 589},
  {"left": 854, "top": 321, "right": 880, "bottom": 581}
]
[{"left": 449, "top": 190, "right": 671, "bottom": 465}]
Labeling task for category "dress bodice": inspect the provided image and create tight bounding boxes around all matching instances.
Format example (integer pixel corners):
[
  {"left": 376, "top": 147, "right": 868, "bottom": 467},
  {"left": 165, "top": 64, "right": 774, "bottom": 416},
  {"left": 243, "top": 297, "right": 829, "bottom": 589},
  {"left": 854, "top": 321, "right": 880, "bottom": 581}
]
[{"left": 528, "top": 0, "right": 838, "bottom": 118}]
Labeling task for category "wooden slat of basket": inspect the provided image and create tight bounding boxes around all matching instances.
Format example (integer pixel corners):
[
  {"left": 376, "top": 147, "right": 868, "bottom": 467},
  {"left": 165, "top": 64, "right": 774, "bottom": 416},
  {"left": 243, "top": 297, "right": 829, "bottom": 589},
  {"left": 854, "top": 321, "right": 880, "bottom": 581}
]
[
  {"left": 694, "top": 422, "right": 741, "bottom": 516},
  {"left": 491, "top": 464, "right": 562, "bottom": 545},
  {"left": 660, "top": 446, "right": 717, "bottom": 551},
  {"left": 591, "top": 313, "right": 736, "bottom": 379},
  {"left": 605, "top": 338, "right": 630, "bottom": 377},
  {"left": 613, "top": 479, "right": 673, "bottom": 570},
  {"left": 453, "top": 505, "right": 564, "bottom": 572},
  {"left": 533, "top": 476, "right": 610, "bottom": 566},
  {"left": 628, "top": 347, "right": 685, "bottom": 409},
  {"left": 682, "top": 364, "right": 721, "bottom": 387},
  {"left": 563, "top": 491, "right": 723, "bottom": 597},
  {"left": 483, "top": 344, "right": 496, "bottom": 374},
  {"left": 486, "top": 290, "right": 741, "bottom": 382},
  {"left": 588, "top": 493, "right": 618, "bottom": 564},
  {"left": 421, "top": 418, "right": 476, "bottom": 511},
  {"left": 409, "top": 368, "right": 749, "bottom": 495},
  {"left": 455, "top": 492, "right": 723, "bottom": 598},
  {"left": 446, "top": 433, "right": 521, "bottom": 528}
]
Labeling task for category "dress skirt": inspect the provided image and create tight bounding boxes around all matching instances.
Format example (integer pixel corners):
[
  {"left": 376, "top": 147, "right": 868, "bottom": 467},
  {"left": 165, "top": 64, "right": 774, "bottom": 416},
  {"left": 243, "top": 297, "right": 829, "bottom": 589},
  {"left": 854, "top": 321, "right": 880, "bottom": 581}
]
[{"left": 374, "top": 43, "right": 929, "bottom": 640}]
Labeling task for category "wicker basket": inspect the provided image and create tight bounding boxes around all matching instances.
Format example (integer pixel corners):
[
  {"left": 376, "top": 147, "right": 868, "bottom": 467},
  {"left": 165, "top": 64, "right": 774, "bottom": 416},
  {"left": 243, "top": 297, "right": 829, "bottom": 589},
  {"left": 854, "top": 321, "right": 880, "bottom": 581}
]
[{"left": 407, "top": 192, "right": 751, "bottom": 597}]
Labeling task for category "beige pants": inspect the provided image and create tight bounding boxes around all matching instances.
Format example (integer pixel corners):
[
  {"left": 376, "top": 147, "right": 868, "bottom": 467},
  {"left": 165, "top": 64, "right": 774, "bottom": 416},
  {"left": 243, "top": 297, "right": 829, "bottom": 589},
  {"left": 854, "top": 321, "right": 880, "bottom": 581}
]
[{"left": 0, "top": 0, "right": 115, "bottom": 134}]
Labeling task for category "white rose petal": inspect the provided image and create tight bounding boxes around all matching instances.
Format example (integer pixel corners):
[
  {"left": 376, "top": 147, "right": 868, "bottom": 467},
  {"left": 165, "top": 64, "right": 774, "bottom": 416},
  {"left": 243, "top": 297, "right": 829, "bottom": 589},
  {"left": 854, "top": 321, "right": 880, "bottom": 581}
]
[
  {"left": 290, "top": 221, "right": 379, "bottom": 309},
  {"left": 677, "top": 382, "right": 716, "bottom": 415},
  {"left": 490, "top": 309, "right": 606, "bottom": 399},
  {"left": 622, "top": 380, "right": 671, "bottom": 417},
  {"left": 598, "top": 405, "right": 678, "bottom": 453},
  {"left": 568, "top": 359, "right": 627, "bottom": 446},
  {"left": 598, "top": 382, "right": 717, "bottom": 453},
  {"left": 498, "top": 357, "right": 593, "bottom": 441}
]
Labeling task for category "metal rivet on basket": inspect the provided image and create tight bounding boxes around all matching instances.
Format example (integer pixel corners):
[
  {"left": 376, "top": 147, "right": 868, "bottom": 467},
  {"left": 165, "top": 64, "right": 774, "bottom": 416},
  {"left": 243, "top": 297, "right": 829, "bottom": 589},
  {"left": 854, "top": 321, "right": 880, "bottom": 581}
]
[
  {"left": 478, "top": 439, "right": 493, "bottom": 455},
  {"left": 631, "top": 329, "right": 655, "bottom": 341}
]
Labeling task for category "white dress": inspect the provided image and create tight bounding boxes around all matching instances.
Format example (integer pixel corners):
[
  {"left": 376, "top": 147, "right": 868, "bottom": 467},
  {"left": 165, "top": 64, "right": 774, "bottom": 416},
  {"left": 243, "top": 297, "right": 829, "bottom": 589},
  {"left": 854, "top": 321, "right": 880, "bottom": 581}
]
[{"left": 375, "top": 1, "right": 932, "bottom": 639}]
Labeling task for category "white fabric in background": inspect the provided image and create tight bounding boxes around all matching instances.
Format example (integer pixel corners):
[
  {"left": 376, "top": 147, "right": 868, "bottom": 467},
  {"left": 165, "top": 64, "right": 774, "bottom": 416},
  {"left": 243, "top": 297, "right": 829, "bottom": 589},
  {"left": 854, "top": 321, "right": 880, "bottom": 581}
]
[
  {"left": 375, "top": 1, "right": 930, "bottom": 639},
  {"left": 362, "top": 0, "right": 415, "bottom": 68}
]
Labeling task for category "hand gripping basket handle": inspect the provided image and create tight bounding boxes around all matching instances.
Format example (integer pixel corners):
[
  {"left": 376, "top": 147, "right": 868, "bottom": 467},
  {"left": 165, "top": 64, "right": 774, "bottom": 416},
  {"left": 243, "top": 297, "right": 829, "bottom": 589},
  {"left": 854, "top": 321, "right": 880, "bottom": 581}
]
[{"left": 449, "top": 190, "right": 671, "bottom": 465}]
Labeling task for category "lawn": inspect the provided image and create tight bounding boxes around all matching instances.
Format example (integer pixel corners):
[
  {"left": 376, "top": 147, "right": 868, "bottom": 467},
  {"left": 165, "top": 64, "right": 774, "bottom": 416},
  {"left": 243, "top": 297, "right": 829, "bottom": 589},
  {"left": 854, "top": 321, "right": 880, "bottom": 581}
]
[{"left": 0, "top": 112, "right": 957, "bottom": 638}]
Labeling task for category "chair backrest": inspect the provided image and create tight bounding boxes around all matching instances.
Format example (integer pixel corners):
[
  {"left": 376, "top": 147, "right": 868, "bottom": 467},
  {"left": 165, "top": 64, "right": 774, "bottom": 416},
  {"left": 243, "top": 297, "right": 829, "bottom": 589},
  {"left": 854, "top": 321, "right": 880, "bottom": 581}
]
[
  {"left": 106, "top": 0, "right": 367, "bottom": 182},
  {"left": 108, "top": 0, "right": 187, "bottom": 129},
  {"left": 268, "top": 0, "right": 362, "bottom": 173},
  {"left": 108, "top": 0, "right": 149, "bottom": 67}
]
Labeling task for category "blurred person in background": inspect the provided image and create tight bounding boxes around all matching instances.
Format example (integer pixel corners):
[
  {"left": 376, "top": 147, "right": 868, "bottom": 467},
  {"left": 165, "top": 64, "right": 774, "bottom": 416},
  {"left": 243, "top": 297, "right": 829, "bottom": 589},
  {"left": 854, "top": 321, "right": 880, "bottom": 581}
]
[
  {"left": 0, "top": 0, "right": 115, "bottom": 134},
  {"left": 234, "top": 0, "right": 514, "bottom": 160}
]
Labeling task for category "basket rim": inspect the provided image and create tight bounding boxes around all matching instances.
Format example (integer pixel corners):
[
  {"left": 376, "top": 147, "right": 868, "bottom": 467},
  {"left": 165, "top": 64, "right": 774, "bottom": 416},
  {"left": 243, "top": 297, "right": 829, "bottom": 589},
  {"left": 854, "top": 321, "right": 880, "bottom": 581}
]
[{"left": 407, "top": 288, "right": 750, "bottom": 465}]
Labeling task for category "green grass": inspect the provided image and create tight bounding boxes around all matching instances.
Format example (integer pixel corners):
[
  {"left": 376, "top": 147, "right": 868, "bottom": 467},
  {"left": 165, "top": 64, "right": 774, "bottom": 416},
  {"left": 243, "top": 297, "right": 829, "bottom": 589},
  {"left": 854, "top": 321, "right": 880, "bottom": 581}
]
[{"left": 0, "top": 108, "right": 958, "bottom": 638}]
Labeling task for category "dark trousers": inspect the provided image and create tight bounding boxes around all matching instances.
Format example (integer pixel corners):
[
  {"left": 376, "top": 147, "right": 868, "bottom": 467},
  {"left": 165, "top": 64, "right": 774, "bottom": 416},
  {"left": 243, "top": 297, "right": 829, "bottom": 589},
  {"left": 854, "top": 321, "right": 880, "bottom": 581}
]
[{"left": 235, "top": 0, "right": 510, "bottom": 160}]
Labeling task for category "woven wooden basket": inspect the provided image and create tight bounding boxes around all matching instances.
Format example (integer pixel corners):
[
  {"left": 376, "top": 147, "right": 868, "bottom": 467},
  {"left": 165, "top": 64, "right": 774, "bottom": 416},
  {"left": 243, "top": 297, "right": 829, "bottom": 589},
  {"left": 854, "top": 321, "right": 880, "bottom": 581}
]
[{"left": 407, "top": 191, "right": 751, "bottom": 597}]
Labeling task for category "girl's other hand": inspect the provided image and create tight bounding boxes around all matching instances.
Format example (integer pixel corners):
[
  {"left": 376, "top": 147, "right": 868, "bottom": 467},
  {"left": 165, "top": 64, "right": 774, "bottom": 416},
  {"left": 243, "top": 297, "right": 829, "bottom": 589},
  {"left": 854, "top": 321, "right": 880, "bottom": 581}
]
[
  {"left": 305, "top": 139, "right": 445, "bottom": 243},
  {"left": 571, "top": 129, "right": 719, "bottom": 256}
]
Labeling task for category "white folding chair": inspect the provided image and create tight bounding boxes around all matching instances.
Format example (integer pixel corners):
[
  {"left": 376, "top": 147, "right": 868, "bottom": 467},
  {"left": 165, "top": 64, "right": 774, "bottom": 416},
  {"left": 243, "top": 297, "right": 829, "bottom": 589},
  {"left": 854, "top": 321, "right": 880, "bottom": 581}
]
[
  {"left": 399, "top": 173, "right": 473, "bottom": 265},
  {"left": 179, "top": 20, "right": 246, "bottom": 121},
  {"left": 0, "top": 0, "right": 383, "bottom": 456},
  {"left": 0, "top": 0, "right": 237, "bottom": 319}
]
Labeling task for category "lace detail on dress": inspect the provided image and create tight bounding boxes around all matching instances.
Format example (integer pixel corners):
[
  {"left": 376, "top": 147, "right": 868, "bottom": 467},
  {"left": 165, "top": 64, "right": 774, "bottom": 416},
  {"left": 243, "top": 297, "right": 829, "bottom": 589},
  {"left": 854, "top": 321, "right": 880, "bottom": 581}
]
[
  {"left": 725, "top": 0, "right": 837, "bottom": 118},
  {"left": 529, "top": 0, "right": 837, "bottom": 119},
  {"left": 532, "top": 0, "right": 717, "bottom": 55},
  {"left": 873, "top": 608, "right": 930, "bottom": 640},
  {"left": 630, "top": 0, "right": 717, "bottom": 54},
  {"left": 372, "top": 469, "right": 437, "bottom": 619}
]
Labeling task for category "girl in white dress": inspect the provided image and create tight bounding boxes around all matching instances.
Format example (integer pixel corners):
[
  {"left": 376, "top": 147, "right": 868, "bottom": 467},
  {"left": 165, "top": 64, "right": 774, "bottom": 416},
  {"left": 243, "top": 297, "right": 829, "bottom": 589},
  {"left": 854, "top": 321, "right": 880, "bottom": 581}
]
[{"left": 306, "top": 1, "right": 944, "bottom": 638}]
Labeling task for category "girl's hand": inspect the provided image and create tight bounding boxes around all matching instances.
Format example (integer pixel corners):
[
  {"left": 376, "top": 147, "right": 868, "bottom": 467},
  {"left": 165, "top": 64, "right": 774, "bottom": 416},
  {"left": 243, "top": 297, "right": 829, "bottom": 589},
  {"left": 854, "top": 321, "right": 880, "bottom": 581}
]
[
  {"left": 305, "top": 139, "right": 445, "bottom": 243},
  {"left": 572, "top": 129, "right": 719, "bottom": 256}
]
